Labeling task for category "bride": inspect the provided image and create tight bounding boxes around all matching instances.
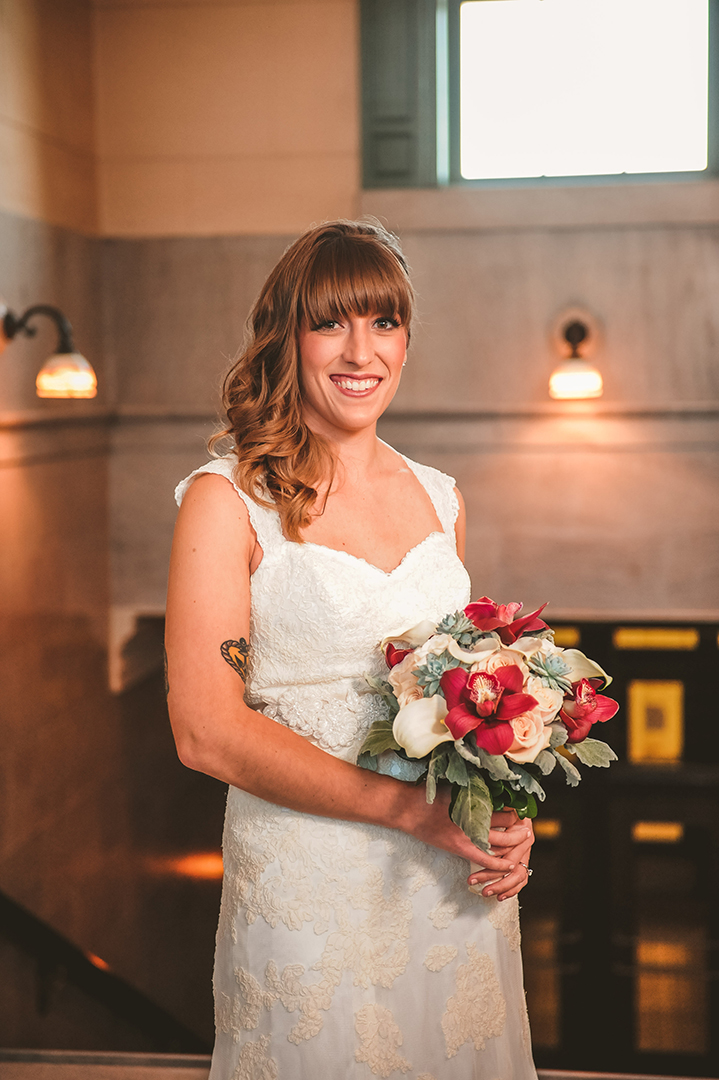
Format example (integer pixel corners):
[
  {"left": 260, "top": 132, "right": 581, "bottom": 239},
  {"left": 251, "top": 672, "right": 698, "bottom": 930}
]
[{"left": 165, "top": 220, "right": 537, "bottom": 1079}]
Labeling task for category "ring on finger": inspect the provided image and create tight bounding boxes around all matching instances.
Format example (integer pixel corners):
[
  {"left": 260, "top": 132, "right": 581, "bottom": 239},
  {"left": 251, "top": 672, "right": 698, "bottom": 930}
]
[{"left": 519, "top": 861, "right": 534, "bottom": 877}]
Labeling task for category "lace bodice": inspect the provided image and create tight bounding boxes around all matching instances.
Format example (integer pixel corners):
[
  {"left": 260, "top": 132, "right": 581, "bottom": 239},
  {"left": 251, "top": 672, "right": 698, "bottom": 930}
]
[{"left": 175, "top": 451, "right": 471, "bottom": 762}]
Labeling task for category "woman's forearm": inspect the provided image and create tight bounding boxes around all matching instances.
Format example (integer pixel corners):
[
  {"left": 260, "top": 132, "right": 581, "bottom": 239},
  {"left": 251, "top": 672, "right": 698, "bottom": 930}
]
[
  {"left": 170, "top": 697, "right": 519, "bottom": 873},
  {"left": 173, "top": 697, "right": 413, "bottom": 828}
]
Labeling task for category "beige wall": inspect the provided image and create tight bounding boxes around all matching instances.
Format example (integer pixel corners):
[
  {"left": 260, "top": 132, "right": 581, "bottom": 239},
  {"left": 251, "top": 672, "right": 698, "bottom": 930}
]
[
  {"left": 0, "top": 0, "right": 97, "bottom": 233},
  {"left": 0, "top": 0, "right": 359, "bottom": 238},
  {"left": 92, "top": 0, "right": 359, "bottom": 236}
]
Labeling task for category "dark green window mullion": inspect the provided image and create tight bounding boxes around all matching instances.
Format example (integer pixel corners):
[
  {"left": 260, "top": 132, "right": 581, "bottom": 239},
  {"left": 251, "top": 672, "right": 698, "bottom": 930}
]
[
  {"left": 361, "top": 0, "right": 438, "bottom": 188},
  {"left": 447, "top": 0, "right": 463, "bottom": 184},
  {"left": 708, "top": 0, "right": 719, "bottom": 173}
]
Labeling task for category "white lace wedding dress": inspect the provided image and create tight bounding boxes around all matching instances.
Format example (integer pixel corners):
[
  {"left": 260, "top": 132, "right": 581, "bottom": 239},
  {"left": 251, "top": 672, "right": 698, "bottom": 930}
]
[{"left": 175, "top": 452, "right": 537, "bottom": 1080}]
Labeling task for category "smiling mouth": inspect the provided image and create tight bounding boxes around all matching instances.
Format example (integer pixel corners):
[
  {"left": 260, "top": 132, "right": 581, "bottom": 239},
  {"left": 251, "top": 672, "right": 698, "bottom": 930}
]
[{"left": 330, "top": 376, "right": 381, "bottom": 394}]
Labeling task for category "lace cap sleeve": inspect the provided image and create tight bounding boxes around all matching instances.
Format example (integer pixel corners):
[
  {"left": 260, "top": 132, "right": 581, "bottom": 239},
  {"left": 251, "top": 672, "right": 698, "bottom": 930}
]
[
  {"left": 174, "top": 456, "right": 282, "bottom": 552},
  {"left": 399, "top": 454, "right": 460, "bottom": 539}
]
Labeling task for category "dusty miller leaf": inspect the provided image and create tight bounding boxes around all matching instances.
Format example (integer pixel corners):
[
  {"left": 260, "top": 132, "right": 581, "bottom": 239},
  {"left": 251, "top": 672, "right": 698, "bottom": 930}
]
[
  {"left": 533, "top": 749, "right": 557, "bottom": 775},
  {"left": 445, "top": 748, "right": 470, "bottom": 787},
  {"left": 509, "top": 764, "right": 546, "bottom": 802},
  {"left": 450, "top": 773, "right": 493, "bottom": 852},
  {"left": 570, "top": 738, "right": 618, "bottom": 768},
  {"left": 549, "top": 723, "right": 569, "bottom": 748},
  {"left": 552, "top": 748, "right": 581, "bottom": 787},
  {"left": 426, "top": 748, "right": 450, "bottom": 804}
]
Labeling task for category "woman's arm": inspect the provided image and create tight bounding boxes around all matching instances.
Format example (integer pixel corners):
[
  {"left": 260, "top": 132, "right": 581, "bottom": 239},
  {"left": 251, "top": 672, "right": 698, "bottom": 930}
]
[{"left": 165, "top": 474, "right": 530, "bottom": 893}]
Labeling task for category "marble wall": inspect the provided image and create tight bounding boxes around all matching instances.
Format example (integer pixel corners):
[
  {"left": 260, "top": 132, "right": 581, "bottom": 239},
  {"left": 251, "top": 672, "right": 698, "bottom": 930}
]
[
  {"left": 0, "top": 0, "right": 97, "bottom": 232},
  {"left": 102, "top": 220, "right": 719, "bottom": 626},
  {"left": 92, "top": 0, "right": 359, "bottom": 235}
]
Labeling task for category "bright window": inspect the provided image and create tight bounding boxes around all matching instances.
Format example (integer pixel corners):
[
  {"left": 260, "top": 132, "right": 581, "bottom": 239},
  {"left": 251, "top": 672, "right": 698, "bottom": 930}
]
[{"left": 460, "top": 0, "right": 709, "bottom": 180}]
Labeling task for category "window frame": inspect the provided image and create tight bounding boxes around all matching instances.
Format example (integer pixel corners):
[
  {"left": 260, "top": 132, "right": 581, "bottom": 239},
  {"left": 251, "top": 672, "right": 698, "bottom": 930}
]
[{"left": 361, "top": 0, "right": 719, "bottom": 190}]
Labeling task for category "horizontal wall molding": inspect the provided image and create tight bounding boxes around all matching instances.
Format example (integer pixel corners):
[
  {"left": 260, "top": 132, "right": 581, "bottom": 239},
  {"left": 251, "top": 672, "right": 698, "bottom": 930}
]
[
  {"left": 363, "top": 179, "right": 719, "bottom": 233},
  {"left": 4, "top": 402, "right": 719, "bottom": 432},
  {"left": 542, "top": 609, "right": 719, "bottom": 623},
  {"left": 4, "top": 406, "right": 719, "bottom": 467}
]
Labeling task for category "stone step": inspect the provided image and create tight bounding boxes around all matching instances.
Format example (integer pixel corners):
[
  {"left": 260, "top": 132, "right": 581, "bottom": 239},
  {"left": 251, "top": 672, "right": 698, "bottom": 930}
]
[
  {"left": 0, "top": 1052, "right": 210, "bottom": 1080},
  {"left": 0, "top": 1053, "right": 707, "bottom": 1080}
]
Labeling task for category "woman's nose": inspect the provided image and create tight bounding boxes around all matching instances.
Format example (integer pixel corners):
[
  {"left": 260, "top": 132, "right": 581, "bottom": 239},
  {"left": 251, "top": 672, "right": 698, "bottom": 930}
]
[{"left": 344, "top": 320, "right": 374, "bottom": 366}]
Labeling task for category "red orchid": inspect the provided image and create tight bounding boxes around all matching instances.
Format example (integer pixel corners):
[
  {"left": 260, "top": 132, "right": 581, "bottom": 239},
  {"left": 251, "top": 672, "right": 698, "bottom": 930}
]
[
  {"left": 464, "top": 596, "right": 550, "bottom": 645},
  {"left": 440, "top": 665, "right": 538, "bottom": 753},
  {"left": 385, "top": 643, "right": 411, "bottom": 668},
  {"left": 561, "top": 678, "right": 619, "bottom": 743}
]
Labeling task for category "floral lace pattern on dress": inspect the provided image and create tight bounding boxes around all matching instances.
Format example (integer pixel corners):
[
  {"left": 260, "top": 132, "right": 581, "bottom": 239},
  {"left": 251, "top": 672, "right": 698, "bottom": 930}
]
[
  {"left": 423, "top": 945, "right": 458, "bottom": 971},
  {"left": 230, "top": 1035, "right": 277, "bottom": 1080},
  {"left": 355, "top": 1004, "right": 412, "bottom": 1077},
  {"left": 487, "top": 895, "right": 522, "bottom": 951},
  {"left": 441, "top": 943, "right": 507, "bottom": 1057}
]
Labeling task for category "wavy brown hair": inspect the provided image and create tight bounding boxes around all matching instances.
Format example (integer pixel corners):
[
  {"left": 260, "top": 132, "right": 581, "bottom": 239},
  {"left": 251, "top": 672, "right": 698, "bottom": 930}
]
[{"left": 209, "top": 220, "right": 415, "bottom": 542}]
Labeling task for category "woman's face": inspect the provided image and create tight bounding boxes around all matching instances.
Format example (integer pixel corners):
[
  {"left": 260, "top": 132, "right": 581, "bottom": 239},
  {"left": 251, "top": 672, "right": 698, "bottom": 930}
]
[{"left": 298, "top": 312, "right": 407, "bottom": 438}]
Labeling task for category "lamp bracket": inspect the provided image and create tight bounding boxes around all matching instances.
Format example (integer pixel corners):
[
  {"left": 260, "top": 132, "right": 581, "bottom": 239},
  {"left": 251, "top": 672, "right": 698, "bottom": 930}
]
[
  {"left": 563, "top": 320, "right": 588, "bottom": 358},
  {"left": 3, "top": 304, "right": 76, "bottom": 355}
]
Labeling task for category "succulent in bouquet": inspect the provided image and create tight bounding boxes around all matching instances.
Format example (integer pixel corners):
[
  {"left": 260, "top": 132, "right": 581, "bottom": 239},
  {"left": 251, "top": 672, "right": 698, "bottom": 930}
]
[{"left": 359, "top": 598, "right": 619, "bottom": 855}]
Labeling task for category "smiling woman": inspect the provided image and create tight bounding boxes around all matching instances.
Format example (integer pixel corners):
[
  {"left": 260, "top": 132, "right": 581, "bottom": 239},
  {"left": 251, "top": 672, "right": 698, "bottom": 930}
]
[
  {"left": 209, "top": 220, "right": 414, "bottom": 542},
  {"left": 165, "top": 220, "right": 538, "bottom": 1080}
]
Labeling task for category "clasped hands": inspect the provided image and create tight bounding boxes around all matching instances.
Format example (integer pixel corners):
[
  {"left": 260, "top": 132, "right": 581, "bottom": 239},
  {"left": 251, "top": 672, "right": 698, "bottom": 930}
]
[{"left": 468, "top": 808, "right": 535, "bottom": 902}]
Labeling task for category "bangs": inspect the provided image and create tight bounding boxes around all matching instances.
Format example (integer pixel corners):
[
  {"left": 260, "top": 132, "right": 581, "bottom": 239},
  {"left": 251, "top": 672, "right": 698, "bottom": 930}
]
[{"left": 298, "top": 235, "right": 414, "bottom": 330}]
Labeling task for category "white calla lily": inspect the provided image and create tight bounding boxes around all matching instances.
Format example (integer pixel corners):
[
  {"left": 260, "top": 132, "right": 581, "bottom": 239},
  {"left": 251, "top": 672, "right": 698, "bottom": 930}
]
[
  {"left": 561, "top": 649, "right": 612, "bottom": 688},
  {"left": 445, "top": 637, "right": 500, "bottom": 664},
  {"left": 510, "top": 636, "right": 545, "bottom": 657},
  {"left": 381, "top": 619, "right": 437, "bottom": 650},
  {"left": 392, "top": 695, "right": 453, "bottom": 759}
]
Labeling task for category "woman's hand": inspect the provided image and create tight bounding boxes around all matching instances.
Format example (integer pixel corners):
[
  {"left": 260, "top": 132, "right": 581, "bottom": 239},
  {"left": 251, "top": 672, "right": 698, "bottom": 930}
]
[
  {"left": 397, "top": 785, "right": 520, "bottom": 879},
  {"left": 467, "top": 809, "right": 535, "bottom": 901}
]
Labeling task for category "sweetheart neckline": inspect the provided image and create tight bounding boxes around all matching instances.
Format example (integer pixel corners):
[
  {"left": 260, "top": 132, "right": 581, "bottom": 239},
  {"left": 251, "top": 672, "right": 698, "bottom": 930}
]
[{"left": 293, "top": 530, "right": 452, "bottom": 576}]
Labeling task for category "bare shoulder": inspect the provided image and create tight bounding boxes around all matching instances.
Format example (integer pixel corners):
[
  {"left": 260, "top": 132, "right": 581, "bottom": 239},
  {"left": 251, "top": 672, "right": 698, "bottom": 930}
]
[{"left": 173, "top": 471, "right": 256, "bottom": 563}]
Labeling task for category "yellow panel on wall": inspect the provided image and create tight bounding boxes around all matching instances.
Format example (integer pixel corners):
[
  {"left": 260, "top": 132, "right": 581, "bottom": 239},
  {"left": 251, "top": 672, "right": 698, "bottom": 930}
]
[
  {"left": 551, "top": 626, "right": 580, "bottom": 648},
  {"left": 534, "top": 819, "right": 562, "bottom": 840},
  {"left": 614, "top": 627, "right": 699, "bottom": 650},
  {"left": 632, "top": 821, "right": 684, "bottom": 844},
  {"left": 628, "top": 680, "right": 684, "bottom": 764}
]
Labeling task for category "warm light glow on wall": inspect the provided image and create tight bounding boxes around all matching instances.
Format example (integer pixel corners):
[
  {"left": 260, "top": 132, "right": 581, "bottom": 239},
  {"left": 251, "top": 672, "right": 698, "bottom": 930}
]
[
  {"left": 36, "top": 353, "right": 97, "bottom": 398},
  {"left": 548, "top": 359, "right": 603, "bottom": 400},
  {"left": 147, "top": 852, "right": 224, "bottom": 880}
]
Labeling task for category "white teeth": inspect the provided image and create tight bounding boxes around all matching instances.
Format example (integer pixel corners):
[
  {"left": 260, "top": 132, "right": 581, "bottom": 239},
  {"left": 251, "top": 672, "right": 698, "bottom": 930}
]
[{"left": 334, "top": 378, "right": 379, "bottom": 392}]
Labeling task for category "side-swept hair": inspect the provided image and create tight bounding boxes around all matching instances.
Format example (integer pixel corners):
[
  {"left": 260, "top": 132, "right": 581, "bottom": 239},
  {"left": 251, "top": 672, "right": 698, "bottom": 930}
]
[{"left": 209, "top": 219, "right": 414, "bottom": 542}]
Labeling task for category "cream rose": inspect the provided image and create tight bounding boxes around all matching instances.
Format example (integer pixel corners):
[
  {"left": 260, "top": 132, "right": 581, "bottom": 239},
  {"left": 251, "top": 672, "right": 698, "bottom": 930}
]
[
  {"left": 483, "top": 648, "right": 531, "bottom": 680},
  {"left": 505, "top": 677, "right": 563, "bottom": 763},
  {"left": 388, "top": 652, "right": 421, "bottom": 707}
]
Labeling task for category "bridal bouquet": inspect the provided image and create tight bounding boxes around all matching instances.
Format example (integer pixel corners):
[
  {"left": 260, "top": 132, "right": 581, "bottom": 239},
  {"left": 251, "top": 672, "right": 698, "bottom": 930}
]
[{"left": 359, "top": 598, "right": 618, "bottom": 853}]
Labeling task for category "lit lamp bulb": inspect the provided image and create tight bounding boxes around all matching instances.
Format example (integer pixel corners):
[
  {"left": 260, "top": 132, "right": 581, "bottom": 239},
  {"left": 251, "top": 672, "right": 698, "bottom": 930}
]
[
  {"left": 549, "top": 320, "right": 603, "bottom": 400},
  {"left": 36, "top": 352, "right": 97, "bottom": 398},
  {"left": 1, "top": 302, "right": 98, "bottom": 399}
]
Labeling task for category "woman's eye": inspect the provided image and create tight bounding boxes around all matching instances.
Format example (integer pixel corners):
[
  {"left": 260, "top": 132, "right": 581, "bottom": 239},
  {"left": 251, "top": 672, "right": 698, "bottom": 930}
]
[
  {"left": 374, "top": 316, "right": 400, "bottom": 330},
  {"left": 314, "top": 319, "right": 340, "bottom": 331}
]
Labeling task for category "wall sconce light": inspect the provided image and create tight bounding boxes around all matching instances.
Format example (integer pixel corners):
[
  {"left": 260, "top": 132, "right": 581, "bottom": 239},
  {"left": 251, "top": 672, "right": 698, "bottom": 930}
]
[
  {"left": 0, "top": 303, "right": 97, "bottom": 399},
  {"left": 549, "top": 319, "right": 603, "bottom": 400}
]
